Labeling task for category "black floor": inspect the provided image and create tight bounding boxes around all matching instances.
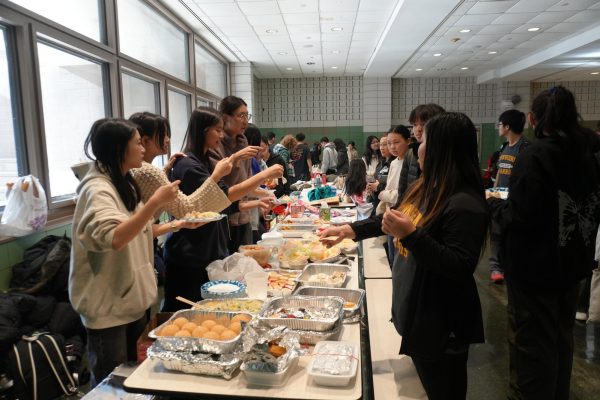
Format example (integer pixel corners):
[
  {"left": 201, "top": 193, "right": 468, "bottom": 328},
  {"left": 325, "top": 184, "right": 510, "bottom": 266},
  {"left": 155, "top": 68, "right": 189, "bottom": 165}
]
[{"left": 467, "top": 249, "right": 600, "bottom": 400}]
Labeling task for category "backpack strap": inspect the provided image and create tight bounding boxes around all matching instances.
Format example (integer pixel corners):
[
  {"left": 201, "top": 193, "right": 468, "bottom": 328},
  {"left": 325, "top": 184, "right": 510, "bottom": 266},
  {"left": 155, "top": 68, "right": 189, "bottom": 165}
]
[{"left": 35, "top": 335, "right": 77, "bottom": 396}]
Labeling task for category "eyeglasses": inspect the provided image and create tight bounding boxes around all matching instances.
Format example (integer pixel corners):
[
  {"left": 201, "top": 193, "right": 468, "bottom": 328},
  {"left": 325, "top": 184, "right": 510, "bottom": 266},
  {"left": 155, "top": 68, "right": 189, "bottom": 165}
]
[{"left": 235, "top": 113, "right": 252, "bottom": 121}]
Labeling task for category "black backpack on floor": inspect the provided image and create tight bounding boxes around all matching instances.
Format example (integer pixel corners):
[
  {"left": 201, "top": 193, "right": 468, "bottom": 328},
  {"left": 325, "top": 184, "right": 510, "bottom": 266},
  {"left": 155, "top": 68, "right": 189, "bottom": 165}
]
[{"left": 6, "top": 333, "right": 78, "bottom": 400}]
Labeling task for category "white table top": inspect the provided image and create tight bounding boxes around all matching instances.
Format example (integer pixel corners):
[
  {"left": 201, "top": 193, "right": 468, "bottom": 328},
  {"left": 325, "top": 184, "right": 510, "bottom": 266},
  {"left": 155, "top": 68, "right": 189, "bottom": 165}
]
[
  {"left": 364, "top": 279, "right": 425, "bottom": 400},
  {"left": 362, "top": 237, "right": 392, "bottom": 279},
  {"left": 124, "top": 250, "right": 363, "bottom": 399}
]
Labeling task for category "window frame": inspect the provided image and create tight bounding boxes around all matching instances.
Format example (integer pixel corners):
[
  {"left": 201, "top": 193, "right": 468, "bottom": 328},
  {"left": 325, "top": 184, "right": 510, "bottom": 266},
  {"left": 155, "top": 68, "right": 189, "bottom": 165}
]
[{"left": 0, "top": 0, "right": 231, "bottom": 228}]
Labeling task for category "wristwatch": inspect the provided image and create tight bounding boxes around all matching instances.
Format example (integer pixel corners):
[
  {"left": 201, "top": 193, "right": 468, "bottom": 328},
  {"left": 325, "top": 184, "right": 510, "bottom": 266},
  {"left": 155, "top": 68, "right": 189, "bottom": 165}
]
[{"left": 170, "top": 221, "right": 180, "bottom": 232}]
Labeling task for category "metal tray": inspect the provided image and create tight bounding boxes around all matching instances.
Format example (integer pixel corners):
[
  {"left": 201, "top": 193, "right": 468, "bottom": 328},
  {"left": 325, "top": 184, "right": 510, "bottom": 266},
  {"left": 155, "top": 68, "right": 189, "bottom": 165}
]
[
  {"left": 192, "top": 298, "right": 265, "bottom": 314},
  {"left": 149, "top": 309, "right": 252, "bottom": 354},
  {"left": 293, "top": 287, "right": 365, "bottom": 321},
  {"left": 294, "top": 318, "right": 343, "bottom": 345},
  {"left": 258, "top": 296, "right": 344, "bottom": 332},
  {"left": 296, "top": 264, "right": 350, "bottom": 288},
  {"left": 147, "top": 341, "right": 241, "bottom": 379}
]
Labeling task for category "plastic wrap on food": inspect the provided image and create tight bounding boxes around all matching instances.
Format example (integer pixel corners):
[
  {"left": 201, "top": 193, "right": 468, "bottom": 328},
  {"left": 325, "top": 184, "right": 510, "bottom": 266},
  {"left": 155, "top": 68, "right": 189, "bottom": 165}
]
[
  {"left": 147, "top": 341, "right": 241, "bottom": 380},
  {"left": 258, "top": 296, "right": 344, "bottom": 331},
  {"left": 238, "top": 325, "right": 306, "bottom": 374},
  {"left": 311, "top": 341, "right": 356, "bottom": 375},
  {"left": 149, "top": 309, "right": 252, "bottom": 354}
]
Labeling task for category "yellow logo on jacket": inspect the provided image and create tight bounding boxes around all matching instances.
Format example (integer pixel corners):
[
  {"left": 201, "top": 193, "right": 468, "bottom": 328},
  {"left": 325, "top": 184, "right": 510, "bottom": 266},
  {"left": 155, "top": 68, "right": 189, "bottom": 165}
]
[{"left": 394, "top": 203, "right": 423, "bottom": 259}]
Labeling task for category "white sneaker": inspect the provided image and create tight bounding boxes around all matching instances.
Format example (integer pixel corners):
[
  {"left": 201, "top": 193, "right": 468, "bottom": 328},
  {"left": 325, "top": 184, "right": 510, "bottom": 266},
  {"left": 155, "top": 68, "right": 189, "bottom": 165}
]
[{"left": 575, "top": 312, "right": 588, "bottom": 321}]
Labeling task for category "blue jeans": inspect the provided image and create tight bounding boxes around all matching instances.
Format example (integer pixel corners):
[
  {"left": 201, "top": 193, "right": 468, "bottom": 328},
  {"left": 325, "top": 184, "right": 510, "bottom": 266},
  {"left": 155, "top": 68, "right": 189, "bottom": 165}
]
[{"left": 86, "top": 312, "right": 148, "bottom": 388}]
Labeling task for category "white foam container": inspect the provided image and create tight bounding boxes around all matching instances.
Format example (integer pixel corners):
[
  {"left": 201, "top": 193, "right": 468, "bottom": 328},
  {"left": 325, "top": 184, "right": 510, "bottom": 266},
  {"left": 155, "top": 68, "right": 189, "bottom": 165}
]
[
  {"left": 308, "top": 341, "right": 359, "bottom": 387},
  {"left": 241, "top": 357, "right": 298, "bottom": 387}
]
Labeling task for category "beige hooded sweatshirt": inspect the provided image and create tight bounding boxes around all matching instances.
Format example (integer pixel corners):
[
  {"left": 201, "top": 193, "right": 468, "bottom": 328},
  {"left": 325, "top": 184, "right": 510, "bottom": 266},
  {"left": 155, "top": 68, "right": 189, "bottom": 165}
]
[{"left": 69, "top": 165, "right": 156, "bottom": 329}]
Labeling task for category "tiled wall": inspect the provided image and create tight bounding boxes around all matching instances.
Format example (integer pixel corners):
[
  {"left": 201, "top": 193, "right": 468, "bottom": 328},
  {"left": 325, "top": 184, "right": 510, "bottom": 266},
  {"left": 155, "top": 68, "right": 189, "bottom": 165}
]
[
  {"left": 363, "top": 78, "right": 392, "bottom": 133},
  {"left": 0, "top": 223, "right": 71, "bottom": 290},
  {"left": 254, "top": 77, "right": 363, "bottom": 128},
  {"left": 531, "top": 81, "right": 600, "bottom": 120},
  {"left": 391, "top": 77, "right": 498, "bottom": 125}
]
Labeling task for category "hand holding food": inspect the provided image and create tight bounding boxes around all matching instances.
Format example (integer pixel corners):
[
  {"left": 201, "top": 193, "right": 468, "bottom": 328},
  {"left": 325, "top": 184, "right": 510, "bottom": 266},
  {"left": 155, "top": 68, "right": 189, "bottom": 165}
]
[
  {"left": 382, "top": 208, "right": 416, "bottom": 239},
  {"left": 212, "top": 157, "right": 233, "bottom": 181},
  {"left": 151, "top": 180, "right": 180, "bottom": 206}
]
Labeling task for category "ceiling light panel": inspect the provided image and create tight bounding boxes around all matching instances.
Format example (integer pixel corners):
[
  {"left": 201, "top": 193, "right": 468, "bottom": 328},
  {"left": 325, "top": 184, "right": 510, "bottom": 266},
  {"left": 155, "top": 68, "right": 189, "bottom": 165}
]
[
  {"left": 277, "top": 0, "right": 318, "bottom": 13},
  {"left": 321, "top": 23, "right": 353, "bottom": 33}
]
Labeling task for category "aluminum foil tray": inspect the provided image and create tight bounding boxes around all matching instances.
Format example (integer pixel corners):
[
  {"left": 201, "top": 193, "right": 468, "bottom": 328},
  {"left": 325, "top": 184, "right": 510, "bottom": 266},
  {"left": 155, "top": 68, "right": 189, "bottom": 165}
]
[
  {"left": 258, "top": 296, "right": 343, "bottom": 332},
  {"left": 192, "top": 298, "right": 265, "bottom": 314},
  {"left": 296, "top": 264, "right": 350, "bottom": 288},
  {"left": 293, "top": 318, "right": 343, "bottom": 345},
  {"left": 148, "top": 309, "right": 252, "bottom": 354},
  {"left": 147, "top": 341, "right": 241, "bottom": 380},
  {"left": 293, "top": 286, "right": 365, "bottom": 322}
]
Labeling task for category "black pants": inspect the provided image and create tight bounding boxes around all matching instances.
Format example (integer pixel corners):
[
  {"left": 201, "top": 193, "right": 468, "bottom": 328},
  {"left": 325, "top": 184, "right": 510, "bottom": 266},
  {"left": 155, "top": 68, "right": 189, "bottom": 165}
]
[
  {"left": 506, "top": 279, "right": 579, "bottom": 400},
  {"left": 228, "top": 223, "right": 252, "bottom": 254},
  {"left": 411, "top": 350, "right": 469, "bottom": 400},
  {"left": 86, "top": 312, "right": 148, "bottom": 388}
]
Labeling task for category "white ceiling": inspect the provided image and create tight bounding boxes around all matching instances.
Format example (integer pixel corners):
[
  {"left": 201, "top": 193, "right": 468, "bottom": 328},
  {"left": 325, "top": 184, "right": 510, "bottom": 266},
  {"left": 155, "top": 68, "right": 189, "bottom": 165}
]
[{"left": 161, "top": 0, "right": 600, "bottom": 82}]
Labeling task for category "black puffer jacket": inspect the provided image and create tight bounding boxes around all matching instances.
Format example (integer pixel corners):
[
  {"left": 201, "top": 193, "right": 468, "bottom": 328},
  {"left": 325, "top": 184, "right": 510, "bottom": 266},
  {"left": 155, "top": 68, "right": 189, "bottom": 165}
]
[{"left": 397, "top": 143, "right": 420, "bottom": 203}]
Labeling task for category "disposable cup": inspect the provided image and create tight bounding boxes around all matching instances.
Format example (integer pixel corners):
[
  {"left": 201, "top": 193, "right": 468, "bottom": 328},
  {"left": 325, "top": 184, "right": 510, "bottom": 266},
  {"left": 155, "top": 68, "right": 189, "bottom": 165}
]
[{"left": 245, "top": 271, "right": 268, "bottom": 300}]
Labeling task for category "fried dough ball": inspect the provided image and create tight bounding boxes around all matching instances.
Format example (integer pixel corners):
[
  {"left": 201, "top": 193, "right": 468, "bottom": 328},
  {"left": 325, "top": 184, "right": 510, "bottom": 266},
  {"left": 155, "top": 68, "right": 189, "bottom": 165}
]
[
  {"left": 216, "top": 316, "right": 231, "bottom": 326},
  {"left": 173, "top": 317, "right": 189, "bottom": 328},
  {"left": 231, "top": 314, "right": 251, "bottom": 323},
  {"left": 201, "top": 320, "right": 217, "bottom": 329},
  {"left": 181, "top": 322, "right": 197, "bottom": 333},
  {"left": 202, "top": 331, "right": 220, "bottom": 340},
  {"left": 174, "top": 329, "right": 191, "bottom": 337},
  {"left": 220, "top": 330, "right": 237, "bottom": 341},
  {"left": 191, "top": 326, "right": 208, "bottom": 338},
  {"left": 228, "top": 321, "right": 242, "bottom": 334},
  {"left": 211, "top": 324, "right": 226, "bottom": 334},
  {"left": 159, "top": 324, "right": 179, "bottom": 336}
]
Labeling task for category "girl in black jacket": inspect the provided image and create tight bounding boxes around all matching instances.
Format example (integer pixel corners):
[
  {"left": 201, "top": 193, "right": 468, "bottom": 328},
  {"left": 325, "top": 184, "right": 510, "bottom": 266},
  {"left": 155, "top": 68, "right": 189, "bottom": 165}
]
[
  {"left": 488, "top": 86, "right": 600, "bottom": 399},
  {"left": 381, "top": 112, "right": 489, "bottom": 399}
]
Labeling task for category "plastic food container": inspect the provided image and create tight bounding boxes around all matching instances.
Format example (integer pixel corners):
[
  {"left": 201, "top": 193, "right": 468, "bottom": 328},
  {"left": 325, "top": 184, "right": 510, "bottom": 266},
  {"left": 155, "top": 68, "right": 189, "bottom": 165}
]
[
  {"left": 241, "top": 357, "right": 298, "bottom": 387},
  {"left": 308, "top": 341, "right": 359, "bottom": 387},
  {"left": 239, "top": 245, "right": 271, "bottom": 266}
]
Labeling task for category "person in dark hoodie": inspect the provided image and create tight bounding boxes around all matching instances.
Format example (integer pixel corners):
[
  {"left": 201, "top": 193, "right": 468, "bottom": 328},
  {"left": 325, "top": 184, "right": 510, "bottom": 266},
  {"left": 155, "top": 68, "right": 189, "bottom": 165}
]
[
  {"left": 488, "top": 86, "right": 600, "bottom": 400},
  {"left": 333, "top": 138, "right": 349, "bottom": 175},
  {"left": 260, "top": 135, "right": 291, "bottom": 198},
  {"left": 382, "top": 112, "right": 488, "bottom": 399}
]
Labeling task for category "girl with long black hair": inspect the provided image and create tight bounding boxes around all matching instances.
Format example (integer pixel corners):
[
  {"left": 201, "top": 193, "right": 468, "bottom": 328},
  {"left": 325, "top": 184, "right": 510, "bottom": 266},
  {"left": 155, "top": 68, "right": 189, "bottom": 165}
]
[
  {"left": 489, "top": 86, "right": 600, "bottom": 399},
  {"left": 70, "top": 118, "right": 181, "bottom": 386},
  {"left": 362, "top": 135, "right": 381, "bottom": 178},
  {"left": 163, "top": 108, "right": 282, "bottom": 311},
  {"left": 383, "top": 112, "right": 489, "bottom": 398}
]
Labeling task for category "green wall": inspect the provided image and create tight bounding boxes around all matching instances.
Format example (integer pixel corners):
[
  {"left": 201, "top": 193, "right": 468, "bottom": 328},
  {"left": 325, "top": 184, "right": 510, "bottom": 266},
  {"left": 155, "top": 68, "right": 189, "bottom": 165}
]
[{"left": 0, "top": 223, "right": 71, "bottom": 290}]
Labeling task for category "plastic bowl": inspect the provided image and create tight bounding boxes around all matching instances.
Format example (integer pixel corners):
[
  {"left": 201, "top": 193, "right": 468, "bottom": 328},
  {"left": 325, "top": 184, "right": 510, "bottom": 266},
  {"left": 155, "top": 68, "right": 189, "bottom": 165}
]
[
  {"left": 201, "top": 280, "right": 246, "bottom": 299},
  {"left": 239, "top": 245, "right": 271, "bottom": 266}
]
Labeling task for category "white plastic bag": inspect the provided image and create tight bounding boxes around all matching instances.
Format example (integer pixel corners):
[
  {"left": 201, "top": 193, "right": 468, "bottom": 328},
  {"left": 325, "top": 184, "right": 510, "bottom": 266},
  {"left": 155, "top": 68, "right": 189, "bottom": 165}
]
[
  {"left": 0, "top": 175, "right": 47, "bottom": 237},
  {"left": 206, "top": 253, "right": 264, "bottom": 283}
]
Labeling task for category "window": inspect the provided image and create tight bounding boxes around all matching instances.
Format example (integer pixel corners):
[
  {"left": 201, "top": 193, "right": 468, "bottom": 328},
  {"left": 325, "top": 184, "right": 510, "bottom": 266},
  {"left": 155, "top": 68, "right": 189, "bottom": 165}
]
[
  {"left": 0, "top": 27, "right": 23, "bottom": 207},
  {"left": 167, "top": 89, "right": 191, "bottom": 154},
  {"left": 11, "top": 0, "right": 104, "bottom": 42},
  {"left": 118, "top": 0, "right": 189, "bottom": 82},
  {"left": 195, "top": 43, "right": 227, "bottom": 98},
  {"left": 121, "top": 71, "right": 159, "bottom": 118},
  {"left": 37, "top": 41, "right": 108, "bottom": 200},
  {"left": 197, "top": 97, "right": 209, "bottom": 107}
]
